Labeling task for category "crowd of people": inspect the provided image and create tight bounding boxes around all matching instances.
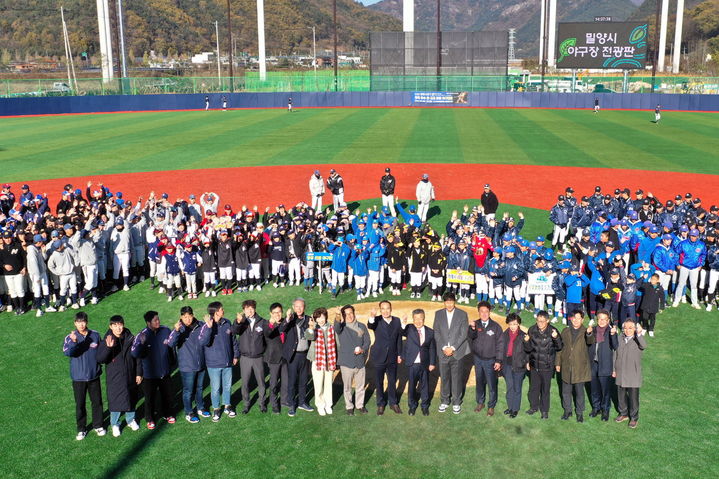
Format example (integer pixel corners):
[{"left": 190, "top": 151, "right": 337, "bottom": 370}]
[{"left": 8, "top": 167, "right": 707, "bottom": 437}]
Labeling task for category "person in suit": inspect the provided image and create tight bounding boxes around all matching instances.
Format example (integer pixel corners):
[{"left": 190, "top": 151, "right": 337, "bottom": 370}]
[
  {"left": 264, "top": 302, "right": 288, "bottom": 414},
  {"left": 523, "top": 310, "right": 563, "bottom": 419},
  {"left": 433, "top": 292, "right": 470, "bottom": 414},
  {"left": 335, "top": 305, "right": 371, "bottom": 416},
  {"left": 468, "top": 301, "right": 503, "bottom": 416},
  {"left": 367, "top": 300, "right": 404, "bottom": 415},
  {"left": 499, "top": 313, "right": 527, "bottom": 418},
  {"left": 279, "top": 297, "right": 315, "bottom": 417},
  {"left": 613, "top": 320, "right": 647, "bottom": 429},
  {"left": 401, "top": 309, "right": 437, "bottom": 416},
  {"left": 556, "top": 309, "right": 595, "bottom": 422},
  {"left": 588, "top": 310, "right": 618, "bottom": 421},
  {"left": 232, "top": 299, "right": 268, "bottom": 414}
]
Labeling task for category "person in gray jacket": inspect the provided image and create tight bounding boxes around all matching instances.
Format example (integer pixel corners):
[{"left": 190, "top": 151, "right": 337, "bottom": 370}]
[
  {"left": 334, "top": 305, "right": 371, "bottom": 415},
  {"left": 48, "top": 240, "right": 79, "bottom": 311},
  {"left": 433, "top": 292, "right": 470, "bottom": 414},
  {"left": 110, "top": 216, "right": 133, "bottom": 292},
  {"left": 613, "top": 320, "right": 647, "bottom": 429},
  {"left": 70, "top": 219, "right": 101, "bottom": 307},
  {"left": 26, "top": 234, "right": 52, "bottom": 316}
]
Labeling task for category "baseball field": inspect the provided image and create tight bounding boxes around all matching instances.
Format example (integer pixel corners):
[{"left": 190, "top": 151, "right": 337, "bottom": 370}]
[{"left": 0, "top": 107, "right": 717, "bottom": 479}]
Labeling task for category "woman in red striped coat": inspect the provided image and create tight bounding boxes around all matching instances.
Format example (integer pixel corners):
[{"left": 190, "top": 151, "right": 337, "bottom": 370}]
[{"left": 304, "top": 307, "right": 337, "bottom": 416}]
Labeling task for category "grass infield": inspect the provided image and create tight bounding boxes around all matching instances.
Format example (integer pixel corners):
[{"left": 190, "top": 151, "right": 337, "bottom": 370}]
[{"left": 0, "top": 200, "right": 716, "bottom": 479}]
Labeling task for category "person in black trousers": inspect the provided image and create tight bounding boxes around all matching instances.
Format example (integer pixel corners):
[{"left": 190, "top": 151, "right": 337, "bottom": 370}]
[
  {"left": 468, "top": 301, "right": 504, "bottom": 416},
  {"left": 401, "top": 309, "right": 436, "bottom": 416},
  {"left": 499, "top": 313, "right": 528, "bottom": 418},
  {"left": 233, "top": 299, "right": 268, "bottom": 414},
  {"left": 264, "top": 302, "right": 288, "bottom": 414},
  {"left": 368, "top": 300, "right": 404, "bottom": 415},
  {"left": 588, "top": 310, "right": 617, "bottom": 421},
  {"left": 523, "top": 311, "right": 563, "bottom": 419},
  {"left": 639, "top": 274, "right": 665, "bottom": 337},
  {"left": 279, "top": 298, "right": 315, "bottom": 417}
]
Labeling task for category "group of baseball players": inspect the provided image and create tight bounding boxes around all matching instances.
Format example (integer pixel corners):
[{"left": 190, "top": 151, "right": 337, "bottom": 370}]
[{"left": 0, "top": 171, "right": 714, "bottom": 330}]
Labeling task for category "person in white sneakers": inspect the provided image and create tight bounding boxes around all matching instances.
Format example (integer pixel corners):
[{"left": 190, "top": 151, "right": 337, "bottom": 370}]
[
  {"left": 62, "top": 312, "right": 105, "bottom": 440},
  {"left": 415, "top": 174, "right": 435, "bottom": 223},
  {"left": 48, "top": 240, "right": 80, "bottom": 311},
  {"left": 309, "top": 170, "right": 325, "bottom": 212},
  {"left": 96, "top": 315, "right": 143, "bottom": 437}
]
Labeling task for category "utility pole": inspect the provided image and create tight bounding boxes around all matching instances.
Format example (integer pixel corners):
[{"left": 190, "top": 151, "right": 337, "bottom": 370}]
[
  {"left": 651, "top": 0, "right": 661, "bottom": 90},
  {"left": 226, "top": 0, "right": 234, "bottom": 92},
  {"left": 333, "top": 0, "right": 338, "bottom": 91},
  {"left": 436, "top": 0, "right": 441, "bottom": 90},
  {"left": 312, "top": 26, "right": 317, "bottom": 89},
  {"left": 215, "top": 21, "right": 222, "bottom": 86}
]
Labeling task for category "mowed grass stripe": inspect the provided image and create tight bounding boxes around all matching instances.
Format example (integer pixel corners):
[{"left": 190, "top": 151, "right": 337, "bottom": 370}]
[
  {"left": 341, "top": 108, "right": 420, "bottom": 164},
  {"left": 595, "top": 112, "right": 718, "bottom": 174},
  {"left": 267, "top": 108, "right": 388, "bottom": 166},
  {"left": 1, "top": 113, "right": 218, "bottom": 180},
  {"left": 89, "top": 109, "right": 283, "bottom": 175},
  {"left": 491, "top": 109, "right": 594, "bottom": 166},
  {"left": 457, "top": 109, "right": 533, "bottom": 164},
  {"left": 398, "top": 109, "right": 462, "bottom": 163},
  {"left": 540, "top": 110, "right": 680, "bottom": 172},
  {"left": 182, "top": 108, "right": 334, "bottom": 168}
]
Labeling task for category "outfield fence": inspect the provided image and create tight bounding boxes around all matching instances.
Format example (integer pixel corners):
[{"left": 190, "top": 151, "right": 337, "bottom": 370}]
[{"left": 2, "top": 73, "right": 719, "bottom": 98}]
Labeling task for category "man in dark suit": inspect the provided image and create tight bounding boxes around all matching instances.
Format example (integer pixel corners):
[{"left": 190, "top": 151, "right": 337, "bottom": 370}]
[
  {"left": 263, "top": 302, "right": 288, "bottom": 414},
  {"left": 433, "top": 292, "right": 470, "bottom": 414},
  {"left": 368, "top": 300, "right": 404, "bottom": 415},
  {"left": 279, "top": 298, "right": 315, "bottom": 417},
  {"left": 402, "top": 309, "right": 437, "bottom": 416},
  {"left": 468, "top": 301, "right": 504, "bottom": 416}
]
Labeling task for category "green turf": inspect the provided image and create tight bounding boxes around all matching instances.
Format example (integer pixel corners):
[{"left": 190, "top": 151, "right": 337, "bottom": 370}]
[
  {"left": 0, "top": 199, "right": 716, "bottom": 479},
  {"left": 2, "top": 108, "right": 719, "bottom": 181}
]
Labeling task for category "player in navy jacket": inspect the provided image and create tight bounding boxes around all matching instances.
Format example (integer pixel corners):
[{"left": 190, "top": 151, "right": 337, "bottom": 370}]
[
  {"left": 63, "top": 312, "right": 104, "bottom": 439},
  {"left": 131, "top": 310, "right": 175, "bottom": 428},
  {"left": 672, "top": 230, "right": 707, "bottom": 308},
  {"left": 200, "top": 301, "right": 239, "bottom": 420}
]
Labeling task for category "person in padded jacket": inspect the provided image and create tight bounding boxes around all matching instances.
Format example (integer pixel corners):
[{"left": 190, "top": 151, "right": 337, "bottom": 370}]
[
  {"left": 523, "top": 311, "right": 563, "bottom": 419},
  {"left": 96, "top": 315, "right": 143, "bottom": 436},
  {"left": 167, "top": 306, "right": 211, "bottom": 423},
  {"left": 500, "top": 313, "right": 528, "bottom": 418}
]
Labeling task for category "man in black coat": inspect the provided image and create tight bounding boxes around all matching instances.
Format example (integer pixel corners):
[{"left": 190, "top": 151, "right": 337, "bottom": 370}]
[
  {"left": 380, "top": 167, "right": 397, "bottom": 217},
  {"left": 264, "top": 302, "right": 288, "bottom": 414},
  {"left": 279, "top": 298, "right": 315, "bottom": 416},
  {"left": 368, "top": 300, "right": 404, "bottom": 415},
  {"left": 233, "top": 299, "right": 267, "bottom": 414},
  {"left": 468, "top": 301, "right": 504, "bottom": 416},
  {"left": 401, "top": 309, "right": 436, "bottom": 416},
  {"left": 96, "top": 315, "right": 142, "bottom": 436},
  {"left": 588, "top": 310, "right": 618, "bottom": 421},
  {"left": 481, "top": 184, "right": 499, "bottom": 220},
  {"left": 523, "top": 311, "right": 563, "bottom": 419}
]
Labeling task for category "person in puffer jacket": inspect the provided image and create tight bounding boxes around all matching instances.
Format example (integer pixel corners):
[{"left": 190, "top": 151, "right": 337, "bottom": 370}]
[
  {"left": 672, "top": 229, "right": 707, "bottom": 308},
  {"left": 523, "top": 311, "right": 563, "bottom": 419},
  {"left": 48, "top": 240, "right": 79, "bottom": 311}
]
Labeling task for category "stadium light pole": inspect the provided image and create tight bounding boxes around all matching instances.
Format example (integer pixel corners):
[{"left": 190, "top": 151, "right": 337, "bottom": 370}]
[
  {"left": 333, "top": 0, "right": 338, "bottom": 91},
  {"left": 226, "top": 0, "right": 234, "bottom": 92},
  {"left": 215, "top": 21, "right": 222, "bottom": 87},
  {"left": 116, "top": 0, "right": 128, "bottom": 79},
  {"left": 541, "top": 0, "right": 549, "bottom": 91}
]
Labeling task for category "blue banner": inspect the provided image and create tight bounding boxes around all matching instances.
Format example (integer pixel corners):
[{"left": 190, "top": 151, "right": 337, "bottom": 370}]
[
  {"left": 305, "top": 252, "right": 333, "bottom": 261},
  {"left": 412, "top": 91, "right": 469, "bottom": 104}
]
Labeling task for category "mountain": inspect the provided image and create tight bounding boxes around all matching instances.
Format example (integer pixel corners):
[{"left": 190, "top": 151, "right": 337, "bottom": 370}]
[
  {"left": 0, "top": 0, "right": 400, "bottom": 62},
  {"left": 369, "top": 0, "right": 640, "bottom": 57}
]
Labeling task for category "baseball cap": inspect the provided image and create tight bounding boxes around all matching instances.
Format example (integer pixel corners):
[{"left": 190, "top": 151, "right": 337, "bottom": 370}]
[
  {"left": 649, "top": 226, "right": 659, "bottom": 233},
  {"left": 536, "top": 236, "right": 545, "bottom": 242},
  {"left": 689, "top": 229, "right": 700, "bottom": 237},
  {"left": 224, "top": 204, "right": 232, "bottom": 210},
  {"left": 610, "top": 268, "right": 620, "bottom": 275},
  {"left": 115, "top": 217, "right": 124, "bottom": 226},
  {"left": 605, "top": 241, "right": 615, "bottom": 248},
  {"left": 559, "top": 261, "right": 571, "bottom": 269},
  {"left": 679, "top": 225, "right": 689, "bottom": 233},
  {"left": 422, "top": 173, "right": 429, "bottom": 180},
  {"left": 610, "top": 218, "right": 619, "bottom": 227},
  {"left": 636, "top": 189, "right": 643, "bottom": 195},
  {"left": 314, "top": 169, "right": 320, "bottom": 175},
  {"left": 685, "top": 193, "right": 692, "bottom": 198},
  {"left": 627, "top": 273, "right": 636, "bottom": 280},
  {"left": 594, "top": 186, "right": 601, "bottom": 192},
  {"left": 161, "top": 193, "right": 169, "bottom": 199},
  {"left": 558, "top": 195, "right": 565, "bottom": 201},
  {"left": 505, "top": 246, "right": 516, "bottom": 253},
  {"left": 33, "top": 234, "right": 44, "bottom": 243},
  {"left": 666, "top": 200, "right": 674, "bottom": 207},
  {"left": 385, "top": 167, "right": 391, "bottom": 173},
  {"left": 330, "top": 168, "right": 336, "bottom": 174},
  {"left": 614, "top": 188, "right": 621, "bottom": 195},
  {"left": 493, "top": 247, "right": 503, "bottom": 255},
  {"left": 642, "top": 221, "right": 653, "bottom": 228},
  {"left": 189, "top": 194, "right": 196, "bottom": 199},
  {"left": 63, "top": 223, "right": 74, "bottom": 230},
  {"left": 21, "top": 184, "right": 29, "bottom": 190},
  {"left": 408, "top": 205, "right": 416, "bottom": 213},
  {"left": 604, "top": 194, "right": 612, "bottom": 200},
  {"left": 52, "top": 240, "right": 62, "bottom": 248},
  {"left": 484, "top": 184, "right": 490, "bottom": 188},
  {"left": 661, "top": 234, "right": 672, "bottom": 241},
  {"left": 565, "top": 187, "right": 574, "bottom": 193},
  {"left": 694, "top": 198, "right": 702, "bottom": 204},
  {"left": 529, "top": 241, "right": 537, "bottom": 249}
]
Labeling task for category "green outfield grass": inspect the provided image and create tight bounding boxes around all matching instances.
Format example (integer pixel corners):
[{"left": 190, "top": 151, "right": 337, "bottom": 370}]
[
  {"left": 0, "top": 199, "right": 716, "bottom": 479},
  {"left": 1, "top": 108, "right": 719, "bottom": 181}
]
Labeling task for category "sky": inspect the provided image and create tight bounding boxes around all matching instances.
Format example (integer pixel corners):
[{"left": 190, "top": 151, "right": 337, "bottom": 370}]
[{"left": 358, "top": 0, "right": 382, "bottom": 5}]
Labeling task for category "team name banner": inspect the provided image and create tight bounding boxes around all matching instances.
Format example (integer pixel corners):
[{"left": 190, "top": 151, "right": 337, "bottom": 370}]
[
  {"left": 527, "top": 273, "right": 555, "bottom": 295},
  {"left": 556, "top": 22, "right": 648, "bottom": 69},
  {"left": 412, "top": 92, "right": 469, "bottom": 104},
  {"left": 304, "top": 252, "right": 333, "bottom": 261},
  {"left": 447, "top": 269, "right": 475, "bottom": 284}
]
